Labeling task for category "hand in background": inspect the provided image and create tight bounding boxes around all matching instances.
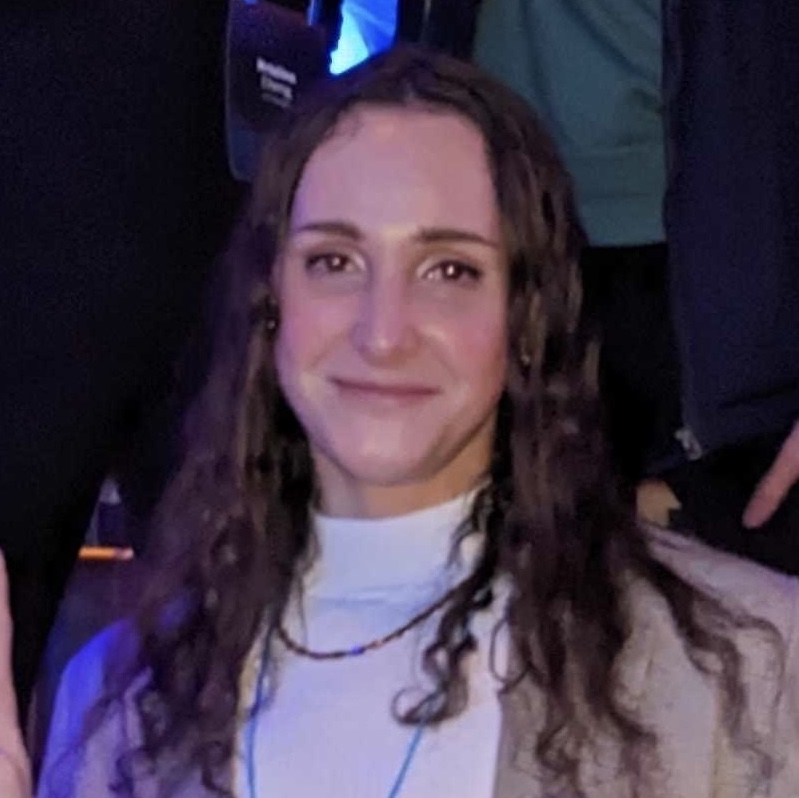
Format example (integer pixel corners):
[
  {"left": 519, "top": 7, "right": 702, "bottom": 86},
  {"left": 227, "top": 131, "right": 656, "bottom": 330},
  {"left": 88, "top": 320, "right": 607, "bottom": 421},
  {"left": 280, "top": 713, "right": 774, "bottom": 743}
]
[
  {"left": 744, "top": 421, "right": 799, "bottom": 529},
  {"left": 0, "top": 551, "right": 32, "bottom": 798}
]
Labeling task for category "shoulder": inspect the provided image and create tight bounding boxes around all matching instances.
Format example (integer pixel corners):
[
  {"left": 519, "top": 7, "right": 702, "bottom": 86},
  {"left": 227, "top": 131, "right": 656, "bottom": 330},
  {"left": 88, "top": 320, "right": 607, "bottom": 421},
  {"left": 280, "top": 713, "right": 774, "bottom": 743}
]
[
  {"left": 57, "top": 621, "right": 138, "bottom": 706},
  {"left": 640, "top": 529, "right": 799, "bottom": 790},
  {"left": 643, "top": 525, "right": 799, "bottom": 632},
  {"left": 37, "top": 622, "right": 140, "bottom": 798}
]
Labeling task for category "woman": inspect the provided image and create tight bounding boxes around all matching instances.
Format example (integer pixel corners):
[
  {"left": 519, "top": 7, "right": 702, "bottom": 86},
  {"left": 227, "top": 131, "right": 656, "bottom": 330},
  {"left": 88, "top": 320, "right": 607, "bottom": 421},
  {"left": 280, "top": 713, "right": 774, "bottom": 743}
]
[{"left": 36, "top": 47, "right": 799, "bottom": 798}]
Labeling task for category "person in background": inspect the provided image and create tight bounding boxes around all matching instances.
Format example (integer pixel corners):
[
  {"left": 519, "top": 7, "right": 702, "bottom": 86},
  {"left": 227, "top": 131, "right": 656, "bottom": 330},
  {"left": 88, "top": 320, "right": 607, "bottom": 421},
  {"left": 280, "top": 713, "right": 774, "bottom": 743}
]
[
  {"left": 475, "top": 1, "right": 676, "bottom": 483},
  {"left": 33, "top": 48, "right": 799, "bottom": 798},
  {"left": 470, "top": 0, "right": 799, "bottom": 575}
]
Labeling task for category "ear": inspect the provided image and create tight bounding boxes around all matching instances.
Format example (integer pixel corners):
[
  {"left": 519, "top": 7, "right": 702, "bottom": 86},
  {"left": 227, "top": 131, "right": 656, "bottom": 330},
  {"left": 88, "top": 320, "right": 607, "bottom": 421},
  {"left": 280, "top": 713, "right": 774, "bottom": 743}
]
[
  {"left": 268, "top": 249, "right": 286, "bottom": 298},
  {"left": 264, "top": 294, "right": 281, "bottom": 334},
  {"left": 250, "top": 283, "right": 281, "bottom": 335}
]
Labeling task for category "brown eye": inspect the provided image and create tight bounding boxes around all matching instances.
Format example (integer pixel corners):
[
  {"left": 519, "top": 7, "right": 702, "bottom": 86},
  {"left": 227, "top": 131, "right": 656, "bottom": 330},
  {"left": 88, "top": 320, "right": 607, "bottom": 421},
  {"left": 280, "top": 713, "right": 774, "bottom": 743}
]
[
  {"left": 426, "top": 260, "right": 483, "bottom": 283},
  {"left": 305, "top": 252, "right": 354, "bottom": 275}
]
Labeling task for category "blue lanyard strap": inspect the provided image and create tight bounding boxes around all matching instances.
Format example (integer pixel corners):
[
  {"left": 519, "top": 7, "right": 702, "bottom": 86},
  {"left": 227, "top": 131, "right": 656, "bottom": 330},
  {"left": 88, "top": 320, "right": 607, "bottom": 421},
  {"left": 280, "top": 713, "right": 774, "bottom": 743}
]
[
  {"left": 386, "top": 720, "right": 426, "bottom": 798},
  {"left": 246, "top": 638, "right": 429, "bottom": 798}
]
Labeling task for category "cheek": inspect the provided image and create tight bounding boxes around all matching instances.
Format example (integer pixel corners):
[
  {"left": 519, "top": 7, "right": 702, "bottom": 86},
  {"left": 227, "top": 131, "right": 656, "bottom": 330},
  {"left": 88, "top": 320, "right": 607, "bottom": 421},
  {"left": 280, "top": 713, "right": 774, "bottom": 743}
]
[
  {"left": 273, "top": 307, "right": 302, "bottom": 385},
  {"left": 274, "top": 293, "right": 350, "bottom": 382},
  {"left": 444, "top": 311, "right": 508, "bottom": 397},
  {"left": 273, "top": 287, "right": 315, "bottom": 394}
]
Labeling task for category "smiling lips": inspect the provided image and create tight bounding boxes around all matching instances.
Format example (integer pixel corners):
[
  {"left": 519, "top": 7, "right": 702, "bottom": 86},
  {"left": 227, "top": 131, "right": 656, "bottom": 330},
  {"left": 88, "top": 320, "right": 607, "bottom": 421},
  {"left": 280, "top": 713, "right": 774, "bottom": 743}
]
[{"left": 331, "top": 377, "right": 438, "bottom": 404}]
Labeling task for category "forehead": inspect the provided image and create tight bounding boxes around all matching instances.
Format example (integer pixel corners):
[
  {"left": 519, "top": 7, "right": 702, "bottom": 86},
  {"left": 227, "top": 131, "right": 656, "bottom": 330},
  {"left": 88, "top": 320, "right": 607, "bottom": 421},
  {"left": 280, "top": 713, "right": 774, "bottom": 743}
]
[{"left": 289, "top": 106, "right": 500, "bottom": 238}]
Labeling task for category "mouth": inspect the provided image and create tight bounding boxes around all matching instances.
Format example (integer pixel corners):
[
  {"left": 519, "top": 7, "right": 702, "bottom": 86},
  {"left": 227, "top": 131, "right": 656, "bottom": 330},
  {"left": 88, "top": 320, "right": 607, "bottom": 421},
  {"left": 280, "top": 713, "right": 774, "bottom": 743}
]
[{"left": 330, "top": 378, "right": 438, "bottom": 402}]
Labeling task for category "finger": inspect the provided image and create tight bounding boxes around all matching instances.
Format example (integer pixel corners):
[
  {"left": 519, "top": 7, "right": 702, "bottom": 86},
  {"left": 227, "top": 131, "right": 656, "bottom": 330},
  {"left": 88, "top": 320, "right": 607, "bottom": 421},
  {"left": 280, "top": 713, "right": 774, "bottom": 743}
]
[
  {"left": 0, "top": 551, "right": 15, "bottom": 711},
  {"left": 0, "top": 551, "right": 30, "bottom": 797},
  {"left": 743, "top": 460, "right": 796, "bottom": 528},
  {"left": 743, "top": 426, "right": 799, "bottom": 528}
]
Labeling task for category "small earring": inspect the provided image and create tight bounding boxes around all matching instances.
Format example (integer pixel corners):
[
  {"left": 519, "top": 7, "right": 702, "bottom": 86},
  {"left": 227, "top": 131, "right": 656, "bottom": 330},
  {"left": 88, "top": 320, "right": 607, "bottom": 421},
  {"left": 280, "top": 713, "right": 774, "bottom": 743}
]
[
  {"left": 251, "top": 293, "right": 280, "bottom": 332},
  {"left": 518, "top": 339, "right": 532, "bottom": 370},
  {"left": 263, "top": 296, "right": 280, "bottom": 333}
]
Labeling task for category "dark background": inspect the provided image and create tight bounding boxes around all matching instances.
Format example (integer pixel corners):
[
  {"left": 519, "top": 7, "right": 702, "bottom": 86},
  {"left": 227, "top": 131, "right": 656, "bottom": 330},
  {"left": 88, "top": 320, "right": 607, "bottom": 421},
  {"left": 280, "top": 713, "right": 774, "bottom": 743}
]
[{"left": 0, "top": 0, "right": 243, "bottom": 709}]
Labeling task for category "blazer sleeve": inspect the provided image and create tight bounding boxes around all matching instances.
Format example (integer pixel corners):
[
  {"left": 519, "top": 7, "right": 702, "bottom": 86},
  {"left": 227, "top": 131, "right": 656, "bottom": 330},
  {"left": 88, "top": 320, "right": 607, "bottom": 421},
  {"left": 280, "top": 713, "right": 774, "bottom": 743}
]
[
  {"left": 773, "top": 575, "right": 799, "bottom": 796},
  {"left": 36, "top": 624, "right": 139, "bottom": 798}
]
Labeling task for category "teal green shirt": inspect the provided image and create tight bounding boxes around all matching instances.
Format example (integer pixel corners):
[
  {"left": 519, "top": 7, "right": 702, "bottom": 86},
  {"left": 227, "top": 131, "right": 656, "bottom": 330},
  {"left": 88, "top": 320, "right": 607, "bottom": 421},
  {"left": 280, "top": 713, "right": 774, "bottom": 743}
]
[{"left": 473, "top": 1, "right": 665, "bottom": 246}]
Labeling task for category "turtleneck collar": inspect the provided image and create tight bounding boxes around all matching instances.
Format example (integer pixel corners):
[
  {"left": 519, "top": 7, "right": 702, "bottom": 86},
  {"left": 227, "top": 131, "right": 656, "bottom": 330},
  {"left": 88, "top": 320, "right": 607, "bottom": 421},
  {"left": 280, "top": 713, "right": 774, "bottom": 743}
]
[{"left": 305, "top": 492, "right": 481, "bottom": 600}]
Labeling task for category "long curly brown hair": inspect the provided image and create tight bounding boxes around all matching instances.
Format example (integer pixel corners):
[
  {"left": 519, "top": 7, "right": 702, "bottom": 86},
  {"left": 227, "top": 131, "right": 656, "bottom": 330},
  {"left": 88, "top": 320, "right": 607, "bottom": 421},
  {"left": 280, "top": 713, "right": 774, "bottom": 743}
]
[{"left": 80, "top": 46, "right": 777, "bottom": 797}]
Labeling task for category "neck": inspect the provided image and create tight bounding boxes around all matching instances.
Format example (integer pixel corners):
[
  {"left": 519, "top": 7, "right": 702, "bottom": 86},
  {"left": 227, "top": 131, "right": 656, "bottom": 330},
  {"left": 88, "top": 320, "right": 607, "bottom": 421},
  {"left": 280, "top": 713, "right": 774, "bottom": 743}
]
[{"left": 315, "top": 471, "right": 487, "bottom": 519}]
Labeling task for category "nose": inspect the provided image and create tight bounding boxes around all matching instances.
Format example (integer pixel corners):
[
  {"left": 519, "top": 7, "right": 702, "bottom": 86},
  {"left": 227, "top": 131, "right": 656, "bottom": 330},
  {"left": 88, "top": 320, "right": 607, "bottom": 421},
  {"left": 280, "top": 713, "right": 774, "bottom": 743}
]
[{"left": 351, "top": 273, "right": 418, "bottom": 363}]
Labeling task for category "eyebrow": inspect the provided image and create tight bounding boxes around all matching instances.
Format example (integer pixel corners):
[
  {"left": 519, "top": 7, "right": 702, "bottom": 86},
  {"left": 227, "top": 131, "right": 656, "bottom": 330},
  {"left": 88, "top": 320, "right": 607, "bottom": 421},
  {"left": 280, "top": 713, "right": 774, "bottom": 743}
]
[{"left": 291, "top": 220, "right": 500, "bottom": 249}]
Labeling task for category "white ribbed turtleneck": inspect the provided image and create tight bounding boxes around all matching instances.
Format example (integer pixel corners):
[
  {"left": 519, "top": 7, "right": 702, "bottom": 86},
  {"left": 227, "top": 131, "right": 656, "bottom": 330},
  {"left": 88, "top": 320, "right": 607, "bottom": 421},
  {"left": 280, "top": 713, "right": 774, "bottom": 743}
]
[{"left": 236, "top": 493, "right": 507, "bottom": 798}]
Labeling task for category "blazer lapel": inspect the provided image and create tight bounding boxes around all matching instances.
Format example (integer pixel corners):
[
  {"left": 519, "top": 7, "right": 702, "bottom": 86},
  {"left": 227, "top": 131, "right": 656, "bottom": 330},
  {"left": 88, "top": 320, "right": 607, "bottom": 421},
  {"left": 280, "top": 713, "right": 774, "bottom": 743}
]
[
  {"left": 491, "top": 674, "right": 545, "bottom": 798},
  {"left": 491, "top": 591, "right": 658, "bottom": 798}
]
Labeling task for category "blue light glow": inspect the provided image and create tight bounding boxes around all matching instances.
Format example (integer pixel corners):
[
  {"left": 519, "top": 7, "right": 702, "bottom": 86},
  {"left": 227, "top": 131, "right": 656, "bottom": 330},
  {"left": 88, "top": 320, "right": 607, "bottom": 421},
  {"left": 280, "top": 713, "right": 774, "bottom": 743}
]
[
  {"left": 330, "top": 6, "right": 370, "bottom": 74},
  {"left": 329, "top": 0, "right": 397, "bottom": 75}
]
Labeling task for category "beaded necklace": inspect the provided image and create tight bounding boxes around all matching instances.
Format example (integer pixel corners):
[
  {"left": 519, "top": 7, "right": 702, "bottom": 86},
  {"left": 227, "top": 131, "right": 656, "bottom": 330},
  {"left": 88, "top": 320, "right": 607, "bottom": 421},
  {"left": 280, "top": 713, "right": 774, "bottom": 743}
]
[
  {"left": 276, "top": 580, "right": 463, "bottom": 660},
  {"left": 244, "top": 502, "right": 476, "bottom": 796}
]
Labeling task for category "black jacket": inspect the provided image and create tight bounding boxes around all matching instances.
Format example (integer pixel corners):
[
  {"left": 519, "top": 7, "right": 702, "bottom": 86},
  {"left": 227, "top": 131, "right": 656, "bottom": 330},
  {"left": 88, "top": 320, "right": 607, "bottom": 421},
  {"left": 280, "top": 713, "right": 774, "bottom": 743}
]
[{"left": 663, "top": 0, "right": 799, "bottom": 456}]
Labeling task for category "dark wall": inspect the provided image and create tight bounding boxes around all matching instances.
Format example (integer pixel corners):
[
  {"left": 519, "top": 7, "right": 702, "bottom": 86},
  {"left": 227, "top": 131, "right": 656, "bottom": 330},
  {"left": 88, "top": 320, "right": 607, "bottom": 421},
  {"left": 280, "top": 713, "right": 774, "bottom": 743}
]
[{"left": 0, "top": 0, "right": 243, "bottom": 707}]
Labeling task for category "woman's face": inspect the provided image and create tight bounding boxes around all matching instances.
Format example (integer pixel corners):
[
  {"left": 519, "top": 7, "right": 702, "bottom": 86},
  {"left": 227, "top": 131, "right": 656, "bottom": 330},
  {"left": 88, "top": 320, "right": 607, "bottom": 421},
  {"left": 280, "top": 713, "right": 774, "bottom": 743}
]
[{"left": 274, "top": 106, "right": 508, "bottom": 517}]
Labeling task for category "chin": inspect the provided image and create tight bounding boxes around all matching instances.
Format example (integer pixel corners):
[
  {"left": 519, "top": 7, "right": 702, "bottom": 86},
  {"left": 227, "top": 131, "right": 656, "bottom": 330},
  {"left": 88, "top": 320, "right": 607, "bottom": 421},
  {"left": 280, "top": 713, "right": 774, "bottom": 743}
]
[
  {"left": 322, "top": 422, "right": 432, "bottom": 478},
  {"left": 341, "top": 454, "right": 429, "bottom": 487}
]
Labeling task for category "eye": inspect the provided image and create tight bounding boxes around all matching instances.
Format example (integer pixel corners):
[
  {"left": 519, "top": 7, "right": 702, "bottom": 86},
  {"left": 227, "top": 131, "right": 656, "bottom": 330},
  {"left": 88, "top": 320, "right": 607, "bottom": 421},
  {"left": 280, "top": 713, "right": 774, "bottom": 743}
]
[
  {"left": 424, "top": 260, "right": 483, "bottom": 284},
  {"left": 305, "top": 252, "right": 357, "bottom": 276}
]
